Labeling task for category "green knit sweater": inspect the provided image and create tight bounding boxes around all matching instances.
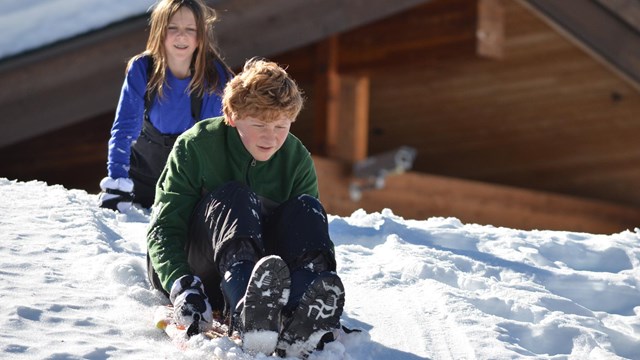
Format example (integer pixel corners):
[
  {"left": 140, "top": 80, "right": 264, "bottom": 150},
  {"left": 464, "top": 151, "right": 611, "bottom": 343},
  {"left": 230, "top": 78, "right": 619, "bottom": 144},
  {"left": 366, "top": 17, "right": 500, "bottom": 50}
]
[{"left": 147, "top": 116, "right": 318, "bottom": 291}]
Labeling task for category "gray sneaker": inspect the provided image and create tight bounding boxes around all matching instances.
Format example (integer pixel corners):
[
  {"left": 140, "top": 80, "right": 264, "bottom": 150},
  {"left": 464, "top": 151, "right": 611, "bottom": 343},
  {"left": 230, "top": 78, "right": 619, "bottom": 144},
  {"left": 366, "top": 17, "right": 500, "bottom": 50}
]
[
  {"left": 240, "top": 255, "right": 291, "bottom": 355},
  {"left": 277, "top": 272, "right": 345, "bottom": 358}
]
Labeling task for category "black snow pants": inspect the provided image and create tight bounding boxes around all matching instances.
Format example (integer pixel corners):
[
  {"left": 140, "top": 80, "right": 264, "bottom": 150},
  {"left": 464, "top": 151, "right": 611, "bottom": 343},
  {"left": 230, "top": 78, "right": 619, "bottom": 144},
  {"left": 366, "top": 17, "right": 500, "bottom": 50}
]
[
  {"left": 129, "top": 119, "right": 177, "bottom": 209},
  {"left": 147, "top": 181, "right": 337, "bottom": 313}
]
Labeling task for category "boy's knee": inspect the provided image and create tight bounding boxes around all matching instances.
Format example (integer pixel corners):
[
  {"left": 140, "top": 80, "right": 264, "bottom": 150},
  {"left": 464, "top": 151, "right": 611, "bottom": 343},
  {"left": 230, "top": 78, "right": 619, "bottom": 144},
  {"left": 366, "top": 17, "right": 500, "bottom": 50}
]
[
  {"left": 287, "top": 194, "right": 327, "bottom": 220},
  {"left": 295, "top": 194, "right": 322, "bottom": 208},
  {"left": 216, "top": 237, "right": 262, "bottom": 274}
]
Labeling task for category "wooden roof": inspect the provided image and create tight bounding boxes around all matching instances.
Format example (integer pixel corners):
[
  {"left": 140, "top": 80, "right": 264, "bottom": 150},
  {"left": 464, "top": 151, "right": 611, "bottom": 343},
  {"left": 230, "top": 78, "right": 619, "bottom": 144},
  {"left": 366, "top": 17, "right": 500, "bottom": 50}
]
[
  {"left": 0, "top": 0, "right": 430, "bottom": 148},
  {"left": 522, "top": 0, "right": 640, "bottom": 90}
]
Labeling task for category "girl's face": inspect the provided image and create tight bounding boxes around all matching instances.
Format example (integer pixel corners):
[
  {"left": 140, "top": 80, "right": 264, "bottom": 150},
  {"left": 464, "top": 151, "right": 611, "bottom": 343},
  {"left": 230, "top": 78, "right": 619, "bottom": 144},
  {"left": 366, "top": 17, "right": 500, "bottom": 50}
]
[
  {"left": 164, "top": 7, "right": 198, "bottom": 64},
  {"left": 230, "top": 115, "right": 292, "bottom": 162}
]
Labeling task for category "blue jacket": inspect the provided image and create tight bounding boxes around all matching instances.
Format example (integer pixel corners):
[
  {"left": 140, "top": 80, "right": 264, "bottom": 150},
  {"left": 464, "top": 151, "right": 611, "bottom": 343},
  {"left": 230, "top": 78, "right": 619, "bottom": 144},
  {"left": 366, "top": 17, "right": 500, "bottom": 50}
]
[{"left": 107, "top": 56, "right": 229, "bottom": 179}]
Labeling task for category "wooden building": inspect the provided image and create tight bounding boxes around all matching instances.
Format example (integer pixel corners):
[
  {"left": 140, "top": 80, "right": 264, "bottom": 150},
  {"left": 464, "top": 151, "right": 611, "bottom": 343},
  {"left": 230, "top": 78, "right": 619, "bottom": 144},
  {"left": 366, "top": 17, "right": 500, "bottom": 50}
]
[{"left": 1, "top": 0, "right": 639, "bottom": 233}]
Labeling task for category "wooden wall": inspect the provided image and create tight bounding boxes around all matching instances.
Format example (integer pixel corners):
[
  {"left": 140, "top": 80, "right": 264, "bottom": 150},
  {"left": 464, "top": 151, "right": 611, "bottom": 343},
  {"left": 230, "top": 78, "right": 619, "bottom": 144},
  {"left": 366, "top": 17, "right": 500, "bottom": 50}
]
[
  {"left": 1, "top": 0, "right": 638, "bottom": 232},
  {"left": 276, "top": 0, "right": 640, "bottom": 209},
  {"left": 0, "top": 111, "right": 113, "bottom": 193}
]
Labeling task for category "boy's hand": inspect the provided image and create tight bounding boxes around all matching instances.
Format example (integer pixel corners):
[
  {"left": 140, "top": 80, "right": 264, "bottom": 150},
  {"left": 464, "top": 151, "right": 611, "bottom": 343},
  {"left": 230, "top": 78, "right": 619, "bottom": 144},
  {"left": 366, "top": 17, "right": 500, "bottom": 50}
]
[{"left": 170, "top": 275, "right": 213, "bottom": 332}]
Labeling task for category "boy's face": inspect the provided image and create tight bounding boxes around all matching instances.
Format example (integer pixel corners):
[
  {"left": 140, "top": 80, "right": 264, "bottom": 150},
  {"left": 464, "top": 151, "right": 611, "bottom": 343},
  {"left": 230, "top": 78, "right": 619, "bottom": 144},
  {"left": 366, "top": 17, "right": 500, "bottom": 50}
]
[{"left": 229, "top": 115, "right": 292, "bottom": 161}]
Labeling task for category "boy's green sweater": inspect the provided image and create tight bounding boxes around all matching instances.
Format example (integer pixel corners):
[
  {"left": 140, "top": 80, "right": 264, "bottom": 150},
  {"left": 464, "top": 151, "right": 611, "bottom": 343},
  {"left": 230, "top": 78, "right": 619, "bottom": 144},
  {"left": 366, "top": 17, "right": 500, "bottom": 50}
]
[{"left": 147, "top": 116, "right": 318, "bottom": 291}]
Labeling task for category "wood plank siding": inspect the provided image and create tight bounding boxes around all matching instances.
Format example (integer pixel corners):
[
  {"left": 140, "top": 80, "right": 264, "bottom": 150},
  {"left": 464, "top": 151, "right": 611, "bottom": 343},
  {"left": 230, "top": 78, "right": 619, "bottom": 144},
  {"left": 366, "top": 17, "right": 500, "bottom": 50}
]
[{"left": 281, "top": 0, "right": 640, "bottom": 209}]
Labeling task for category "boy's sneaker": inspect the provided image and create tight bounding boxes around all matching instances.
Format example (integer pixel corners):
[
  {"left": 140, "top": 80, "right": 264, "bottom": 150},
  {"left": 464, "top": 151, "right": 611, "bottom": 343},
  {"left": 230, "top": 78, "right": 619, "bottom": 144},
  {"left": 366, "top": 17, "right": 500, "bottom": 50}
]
[
  {"left": 277, "top": 272, "right": 345, "bottom": 358},
  {"left": 240, "top": 255, "right": 291, "bottom": 355}
]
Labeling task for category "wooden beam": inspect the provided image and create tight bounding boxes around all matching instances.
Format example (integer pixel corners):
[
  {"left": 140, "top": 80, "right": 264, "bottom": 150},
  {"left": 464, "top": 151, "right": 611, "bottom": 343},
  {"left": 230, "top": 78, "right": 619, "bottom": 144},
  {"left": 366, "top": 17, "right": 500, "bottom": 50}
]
[
  {"left": 329, "top": 75, "right": 370, "bottom": 163},
  {"left": 314, "top": 156, "right": 640, "bottom": 234},
  {"left": 314, "top": 36, "right": 370, "bottom": 162},
  {"left": 594, "top": 0, "right": 640, "bottom": 31},
  {"left": 477, "top": 0, "right": 505, "bottom": 59},
  {"left": 520, "top": 0, "right": 640, "bottom": 90},
  {"left": 313, "top": 36, "right": 340, "bottom": 156}
]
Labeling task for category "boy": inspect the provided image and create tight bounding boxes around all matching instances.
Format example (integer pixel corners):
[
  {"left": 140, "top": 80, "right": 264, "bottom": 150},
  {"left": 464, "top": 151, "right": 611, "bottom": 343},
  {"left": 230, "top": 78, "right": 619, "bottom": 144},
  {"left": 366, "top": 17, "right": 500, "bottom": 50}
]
[{"left": 146, "top": 58, "right": 345, "bottom": 357}]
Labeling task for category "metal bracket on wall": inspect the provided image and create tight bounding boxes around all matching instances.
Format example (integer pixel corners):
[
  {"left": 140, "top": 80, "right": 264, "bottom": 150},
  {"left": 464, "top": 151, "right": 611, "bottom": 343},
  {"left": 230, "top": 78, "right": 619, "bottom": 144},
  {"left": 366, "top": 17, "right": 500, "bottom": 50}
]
[{"left": 349, "top": 146, "right": 417, "bottom": 201}]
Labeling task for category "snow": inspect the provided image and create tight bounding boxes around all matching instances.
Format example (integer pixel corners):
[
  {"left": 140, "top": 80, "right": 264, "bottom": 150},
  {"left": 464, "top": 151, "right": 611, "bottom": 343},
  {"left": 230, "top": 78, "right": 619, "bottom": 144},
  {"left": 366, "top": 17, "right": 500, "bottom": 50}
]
[
  {"left": 0, "top": 0, "right": 154, "bottom": 60},
  {"left": 2, "top": 2, "right": 640, "bottom": 359},
  {"left": 1, "top": 178, "right": 639, "bottom": 359}
]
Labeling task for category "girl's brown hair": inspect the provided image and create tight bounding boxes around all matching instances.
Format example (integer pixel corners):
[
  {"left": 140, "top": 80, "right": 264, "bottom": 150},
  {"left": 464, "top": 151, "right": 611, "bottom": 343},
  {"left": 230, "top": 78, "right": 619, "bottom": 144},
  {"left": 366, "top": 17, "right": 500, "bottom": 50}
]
[{"left": 129, "top": 0, "right": 232, "bottom": 99}]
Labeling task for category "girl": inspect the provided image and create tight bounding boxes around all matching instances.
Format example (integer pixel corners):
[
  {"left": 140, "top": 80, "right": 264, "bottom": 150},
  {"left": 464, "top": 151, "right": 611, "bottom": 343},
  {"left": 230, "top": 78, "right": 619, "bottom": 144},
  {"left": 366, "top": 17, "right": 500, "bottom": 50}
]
[{"left": 99, "top": 0, "right": 233, "bottom": 211}]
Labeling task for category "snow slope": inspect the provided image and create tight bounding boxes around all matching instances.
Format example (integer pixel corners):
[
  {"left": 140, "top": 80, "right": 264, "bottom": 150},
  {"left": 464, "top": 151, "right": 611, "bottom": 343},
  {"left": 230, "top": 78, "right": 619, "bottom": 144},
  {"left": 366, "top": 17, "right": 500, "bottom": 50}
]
[{"left": 1, "top": 178, "right": 639, "bottom": 359}]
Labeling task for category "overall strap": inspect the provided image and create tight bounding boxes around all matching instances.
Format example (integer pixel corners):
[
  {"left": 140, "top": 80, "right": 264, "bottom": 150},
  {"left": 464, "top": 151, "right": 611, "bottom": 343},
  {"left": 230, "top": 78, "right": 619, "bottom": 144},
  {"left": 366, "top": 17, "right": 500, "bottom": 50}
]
[
  {"left": 190, "top": 83, "right": 203, "bottom": 121},
  {"left": 143, "top": 55, "right": 155, "bottom": 123}
]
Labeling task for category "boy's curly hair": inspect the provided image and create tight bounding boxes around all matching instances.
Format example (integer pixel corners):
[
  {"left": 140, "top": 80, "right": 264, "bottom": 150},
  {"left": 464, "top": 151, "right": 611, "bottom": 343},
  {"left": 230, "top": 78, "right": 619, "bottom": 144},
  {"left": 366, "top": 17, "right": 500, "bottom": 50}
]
[{"left": 222, "top": 57, "right": 304, "bottom": 123}]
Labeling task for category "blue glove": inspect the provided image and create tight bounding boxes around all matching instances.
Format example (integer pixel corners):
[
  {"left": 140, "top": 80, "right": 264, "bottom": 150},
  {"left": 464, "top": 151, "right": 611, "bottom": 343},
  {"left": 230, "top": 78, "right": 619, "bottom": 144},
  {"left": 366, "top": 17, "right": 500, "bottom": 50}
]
[
  {"left": 170, "top": 275, "right": 213, "bottom": 333},
  {"left": 98, "top": 177, "right": 134, "bottom": 212}
]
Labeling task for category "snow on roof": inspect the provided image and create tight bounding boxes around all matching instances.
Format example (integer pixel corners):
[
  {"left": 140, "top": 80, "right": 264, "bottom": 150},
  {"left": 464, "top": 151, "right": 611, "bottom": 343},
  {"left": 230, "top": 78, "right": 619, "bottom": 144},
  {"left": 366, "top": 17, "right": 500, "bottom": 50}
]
[{"left": 0, "top": 0, "right": 155, "bottom": 60}]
